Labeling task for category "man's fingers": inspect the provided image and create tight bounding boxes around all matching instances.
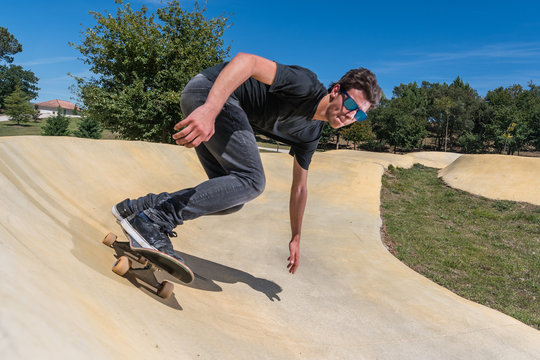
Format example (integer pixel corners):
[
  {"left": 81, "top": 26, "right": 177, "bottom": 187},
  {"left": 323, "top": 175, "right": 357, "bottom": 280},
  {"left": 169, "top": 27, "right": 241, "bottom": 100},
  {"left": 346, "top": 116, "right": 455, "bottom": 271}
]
[
  {"left": 173, "top": 118, "right": 188, "bottom": 131},
  {"left": 172, "top": 126, "right": 190, "bottom": 141},
  {"left": 175, "top": 131, "right": 202, "bottom": 148},
  {"left": 175, "top": 129, "right": 196, "bottom": 144},
  {"left": 286, "top": 254, "right": 298, "bottom": 274},
  {"left": 184, "top": 136, "right": 202, "bottom": 148},
  {"left": 289, "top": 261, "right": 298, "bottom": 274}
]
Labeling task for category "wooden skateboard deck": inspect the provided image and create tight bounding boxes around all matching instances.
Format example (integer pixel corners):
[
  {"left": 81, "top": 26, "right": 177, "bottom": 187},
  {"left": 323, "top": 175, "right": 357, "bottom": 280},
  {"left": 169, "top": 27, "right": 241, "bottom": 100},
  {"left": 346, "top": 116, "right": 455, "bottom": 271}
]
[{"left": 125, "top": 232, "right": 194, "bottom": 284}]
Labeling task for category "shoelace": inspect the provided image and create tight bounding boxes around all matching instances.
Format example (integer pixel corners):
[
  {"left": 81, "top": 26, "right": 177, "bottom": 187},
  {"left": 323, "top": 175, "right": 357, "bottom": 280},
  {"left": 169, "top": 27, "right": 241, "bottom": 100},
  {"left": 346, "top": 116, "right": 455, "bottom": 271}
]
[{"left": 163, "top": 228, "right": 178, "bottom": 238}]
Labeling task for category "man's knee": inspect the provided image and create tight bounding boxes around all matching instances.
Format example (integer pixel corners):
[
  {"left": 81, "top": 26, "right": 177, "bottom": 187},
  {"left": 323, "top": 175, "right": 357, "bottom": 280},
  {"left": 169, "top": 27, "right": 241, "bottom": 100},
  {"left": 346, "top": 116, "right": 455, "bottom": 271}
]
[
  {"left": 248, "top": 170, "right": 266, "bottom": 198},
  {"left": 211, "top": 204, "right": 244, "bottom": 216}
]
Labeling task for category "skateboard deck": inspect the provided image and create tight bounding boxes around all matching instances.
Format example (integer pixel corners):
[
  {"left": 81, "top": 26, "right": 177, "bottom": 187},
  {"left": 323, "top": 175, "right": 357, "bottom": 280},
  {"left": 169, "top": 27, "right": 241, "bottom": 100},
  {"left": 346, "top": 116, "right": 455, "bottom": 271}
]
[
  {"left": 102, "top": 232, "right": 194, "bottom": 299},
  {"left": 125, "top": 232, "right": 194, "bottom": 284}
]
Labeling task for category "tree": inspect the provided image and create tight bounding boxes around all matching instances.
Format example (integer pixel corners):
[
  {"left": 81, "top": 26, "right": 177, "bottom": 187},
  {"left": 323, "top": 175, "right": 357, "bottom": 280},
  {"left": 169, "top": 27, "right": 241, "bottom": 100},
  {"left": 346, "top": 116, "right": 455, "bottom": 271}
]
[
  {"left": 433, "top": 95, "right": 453, "bottom": 152},
  {"left": 42, "top": 114, "right": 71, "bottom": 136},
  {"left": 456, "top": 132, "right": 482, "bottom": 153},
  {"left": 371, "top": 83, "right": 428, "bottom": 152},
  {"left": 4, "top": 84, "right": 36, "bottom": 126},
  {"left": 0, "top": 27, "right": 22, "bottom": 64},
  {"left": 484, "top": 85, "right": 534, "bottom": 155},
  {"left": 0, "top": 28, "right": 39, "bottom": 109},
  {"left": 0, "top": 65, "right": 40, "bottom": 109},
  {"left": 521, "top": 82, "right": 540, "bottom": 151},
  {"left": 71, "top": 0, "right": 231, "bottom": 143},
  {"left": 74, "top": 116, "right": 103, "bottom": 139},
  {"left": 317, "top": 123, "right": 343, "bottom": 150},
  {"left": 445, "top": 77, "right": 482, "bottom": 151},
  {"left": 341, "top": 120, "right": 376, "bottom": 150}
]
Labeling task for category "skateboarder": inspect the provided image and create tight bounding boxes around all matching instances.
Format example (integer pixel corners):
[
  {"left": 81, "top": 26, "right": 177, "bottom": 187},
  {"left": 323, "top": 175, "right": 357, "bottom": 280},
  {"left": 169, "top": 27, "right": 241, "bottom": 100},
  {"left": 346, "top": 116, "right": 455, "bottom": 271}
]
[{"left": 113, "top": 52, "right": 382, "bottom": 274}]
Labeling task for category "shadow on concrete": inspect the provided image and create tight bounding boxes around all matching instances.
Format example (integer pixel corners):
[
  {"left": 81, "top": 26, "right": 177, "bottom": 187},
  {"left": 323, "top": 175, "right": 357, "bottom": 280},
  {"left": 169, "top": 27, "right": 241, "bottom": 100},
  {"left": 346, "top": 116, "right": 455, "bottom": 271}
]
[
  {"left": 106, "top": 242, "right": 282, "bottom": 305},
  {"left": 178, "top": 252, "right": 282, "bottom": 302}
]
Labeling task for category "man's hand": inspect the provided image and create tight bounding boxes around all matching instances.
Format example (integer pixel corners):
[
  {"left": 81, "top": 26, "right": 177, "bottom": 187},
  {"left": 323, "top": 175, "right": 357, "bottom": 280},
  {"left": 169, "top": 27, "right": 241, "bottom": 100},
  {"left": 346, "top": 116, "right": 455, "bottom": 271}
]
[
  {"left": 172, "top": 104, "right": 218, "bottom": 148},
  {"left": 287, "top": 235, "right": 300, "bottom": 274}
]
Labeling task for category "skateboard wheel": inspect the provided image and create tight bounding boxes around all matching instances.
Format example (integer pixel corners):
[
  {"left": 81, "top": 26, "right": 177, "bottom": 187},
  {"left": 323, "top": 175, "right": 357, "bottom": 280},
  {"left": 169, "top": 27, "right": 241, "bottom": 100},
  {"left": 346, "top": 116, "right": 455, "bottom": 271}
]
[
  {"left": 103, "top": 233, "right": 117, "bottom": 247},
  {"left": 157, "top": 281, "right": 174, "bottom": 299},
  {"left": 112, "top": 256, "right": 131, "bottom": 276}
]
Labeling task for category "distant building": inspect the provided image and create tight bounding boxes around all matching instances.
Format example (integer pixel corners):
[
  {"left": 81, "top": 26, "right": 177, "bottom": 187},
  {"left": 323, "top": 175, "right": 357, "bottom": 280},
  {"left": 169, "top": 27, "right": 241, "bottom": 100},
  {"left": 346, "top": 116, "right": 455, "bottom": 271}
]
[{"left": 34, "top": 99, "right": 80, "bottom": 116}]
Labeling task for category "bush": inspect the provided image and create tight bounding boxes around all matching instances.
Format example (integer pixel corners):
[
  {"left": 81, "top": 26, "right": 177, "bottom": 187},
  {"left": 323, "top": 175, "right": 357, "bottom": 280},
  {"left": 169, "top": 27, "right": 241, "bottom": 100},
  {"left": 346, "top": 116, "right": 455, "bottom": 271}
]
[
  {"left": 41, "top": 114, "right": 70, "bottom": 136},
  {"left": 457, "top": 132, "right": 483, "bottom": 153},
  {"left": 74, "top": 116, "right": 102, "bottom": 139}
]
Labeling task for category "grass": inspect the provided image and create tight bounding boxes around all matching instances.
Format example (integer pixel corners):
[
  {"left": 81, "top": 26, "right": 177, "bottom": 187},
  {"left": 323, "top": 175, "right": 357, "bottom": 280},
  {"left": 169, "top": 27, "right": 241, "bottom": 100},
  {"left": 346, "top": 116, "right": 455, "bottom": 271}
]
[
  {"left": 0, "top": 117, "right": 118, "bottom": 139},
  {"left": 380, "top": 164, "right": 540, "bottom": 329},
  {"left": 0, "top": 119, "right": 291, "bottom": 149}
]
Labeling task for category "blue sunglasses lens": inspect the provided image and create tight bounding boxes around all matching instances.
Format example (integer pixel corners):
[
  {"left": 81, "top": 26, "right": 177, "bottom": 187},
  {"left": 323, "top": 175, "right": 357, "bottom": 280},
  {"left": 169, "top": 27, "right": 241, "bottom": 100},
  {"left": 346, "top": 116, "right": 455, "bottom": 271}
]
[
  {"left": 343, "top": 97, "right": 357, "bottom": 111},
  {"left": 355, "top": 110, "right": 367, "bottom": 122},
  {"left": 343, "top": 94, "right": 367, "bottom": 122}
]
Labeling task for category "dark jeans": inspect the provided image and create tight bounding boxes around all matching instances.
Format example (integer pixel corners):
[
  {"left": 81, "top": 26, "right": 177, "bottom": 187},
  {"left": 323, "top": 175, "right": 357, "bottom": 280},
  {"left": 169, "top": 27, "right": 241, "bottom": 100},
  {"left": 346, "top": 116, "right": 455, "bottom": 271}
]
[{"left": 130, "top": 74, "right": 266, "bottom": 231}]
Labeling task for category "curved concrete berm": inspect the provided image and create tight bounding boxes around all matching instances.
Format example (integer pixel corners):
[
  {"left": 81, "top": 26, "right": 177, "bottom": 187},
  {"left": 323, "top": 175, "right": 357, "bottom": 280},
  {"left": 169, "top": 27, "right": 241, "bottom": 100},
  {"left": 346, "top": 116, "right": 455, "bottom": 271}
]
[
  {"left": 440, "top": 154, "right": 540, "bottom": 205},
  {"left": 1, "top": 136, "right": 538, "bottom": 359}
]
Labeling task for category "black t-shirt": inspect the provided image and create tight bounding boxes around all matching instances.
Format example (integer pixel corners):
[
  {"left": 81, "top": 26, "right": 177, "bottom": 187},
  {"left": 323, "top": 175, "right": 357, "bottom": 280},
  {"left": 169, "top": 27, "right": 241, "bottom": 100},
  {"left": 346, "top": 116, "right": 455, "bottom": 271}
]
[{"left": 201, "top": 62, "right": 327, "bottom": 170}]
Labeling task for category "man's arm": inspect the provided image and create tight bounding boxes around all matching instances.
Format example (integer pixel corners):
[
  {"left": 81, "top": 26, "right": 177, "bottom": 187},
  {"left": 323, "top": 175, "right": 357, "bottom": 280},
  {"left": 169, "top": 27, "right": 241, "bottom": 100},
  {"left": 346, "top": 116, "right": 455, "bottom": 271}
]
[
  {"left": 287, "top": 157, "right": 309, "bottom": 274},
  {"left": 173, "top": 53, "right": 277, "bottom": 148}
]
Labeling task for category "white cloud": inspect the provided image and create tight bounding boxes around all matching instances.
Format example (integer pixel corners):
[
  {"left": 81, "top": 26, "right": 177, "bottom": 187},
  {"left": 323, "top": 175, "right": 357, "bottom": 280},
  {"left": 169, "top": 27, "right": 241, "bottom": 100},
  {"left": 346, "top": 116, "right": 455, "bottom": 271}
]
[
  {"left": 375, "top": 42, "right": 540, "bottom": 74},
  {"left": 18, "top": 56, "right": 78, "bottom": 67}
]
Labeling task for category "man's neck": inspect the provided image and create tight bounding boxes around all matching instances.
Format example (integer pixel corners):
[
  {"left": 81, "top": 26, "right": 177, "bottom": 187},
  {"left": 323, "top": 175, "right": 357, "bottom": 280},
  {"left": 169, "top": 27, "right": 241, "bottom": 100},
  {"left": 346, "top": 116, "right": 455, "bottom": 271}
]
[{"left": 313, "top": 94, "right": 330, "bottom": 121}]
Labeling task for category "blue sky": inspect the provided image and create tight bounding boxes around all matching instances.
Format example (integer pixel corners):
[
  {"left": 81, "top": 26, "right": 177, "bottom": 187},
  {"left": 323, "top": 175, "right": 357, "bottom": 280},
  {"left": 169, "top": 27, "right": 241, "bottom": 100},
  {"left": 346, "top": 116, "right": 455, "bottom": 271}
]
[{"left": 3, "top": 0, "right": 540, "bottom": 103}]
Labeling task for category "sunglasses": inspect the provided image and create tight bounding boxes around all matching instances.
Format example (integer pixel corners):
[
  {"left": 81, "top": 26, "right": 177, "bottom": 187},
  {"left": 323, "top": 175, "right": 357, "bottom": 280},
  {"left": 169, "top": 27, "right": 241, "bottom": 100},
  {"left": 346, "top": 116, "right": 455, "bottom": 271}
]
[{"left": 341, "top": 90, "right": 368, "bottom": 122}]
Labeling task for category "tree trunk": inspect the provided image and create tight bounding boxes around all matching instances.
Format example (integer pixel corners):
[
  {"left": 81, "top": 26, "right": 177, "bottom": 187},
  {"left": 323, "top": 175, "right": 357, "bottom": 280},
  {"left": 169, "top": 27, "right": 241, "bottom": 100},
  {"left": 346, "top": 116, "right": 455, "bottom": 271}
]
[{"left": 444, "top": 113, "right": 449, "bottom": 152}]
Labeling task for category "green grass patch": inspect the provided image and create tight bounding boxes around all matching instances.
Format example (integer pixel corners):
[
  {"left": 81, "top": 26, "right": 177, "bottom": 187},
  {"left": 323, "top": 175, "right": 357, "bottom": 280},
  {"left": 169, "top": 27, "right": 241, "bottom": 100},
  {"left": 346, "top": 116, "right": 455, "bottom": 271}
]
[
  {"left": 0, "top": 117, "right": 118, "bottom": 139},
  {"left": 0, "top": 119, "right": 42, "bottom": 136},
  {"left": 381, "top": 164, "right": 539, "bottom": 329},
  {"left": 1, "top": 118, "right": 290, "bottom": 150}
]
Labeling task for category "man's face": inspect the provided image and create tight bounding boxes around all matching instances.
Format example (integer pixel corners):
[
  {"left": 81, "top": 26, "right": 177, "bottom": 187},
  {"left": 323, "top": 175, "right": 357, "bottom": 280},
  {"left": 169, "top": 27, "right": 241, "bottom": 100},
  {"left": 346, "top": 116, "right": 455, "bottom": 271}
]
[{"left": 326, "top": 85, "right": 371, "bottom": 129}]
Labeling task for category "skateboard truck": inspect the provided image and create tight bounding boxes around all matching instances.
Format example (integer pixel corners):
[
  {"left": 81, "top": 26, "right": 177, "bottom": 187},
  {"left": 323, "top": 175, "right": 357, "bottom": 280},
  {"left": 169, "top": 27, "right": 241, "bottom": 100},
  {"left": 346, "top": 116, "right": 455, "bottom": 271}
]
[{"left": 103, "top": 232, "right": 175, "bottom": 299}]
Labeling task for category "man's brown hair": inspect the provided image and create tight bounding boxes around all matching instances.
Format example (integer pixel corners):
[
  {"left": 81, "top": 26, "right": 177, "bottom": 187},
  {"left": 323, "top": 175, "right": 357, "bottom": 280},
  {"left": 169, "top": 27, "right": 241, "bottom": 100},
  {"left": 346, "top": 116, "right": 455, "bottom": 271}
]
[{"left": 328, "top": 68, "right": 382, "bottom": 109}]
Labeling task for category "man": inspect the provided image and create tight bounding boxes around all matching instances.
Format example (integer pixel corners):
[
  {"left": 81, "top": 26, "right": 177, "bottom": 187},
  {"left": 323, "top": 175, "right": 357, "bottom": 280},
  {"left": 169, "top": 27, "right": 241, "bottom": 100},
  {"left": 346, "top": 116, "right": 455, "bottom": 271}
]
[{"left": 113, "top": 52, "right": 382, "bottom": 274}]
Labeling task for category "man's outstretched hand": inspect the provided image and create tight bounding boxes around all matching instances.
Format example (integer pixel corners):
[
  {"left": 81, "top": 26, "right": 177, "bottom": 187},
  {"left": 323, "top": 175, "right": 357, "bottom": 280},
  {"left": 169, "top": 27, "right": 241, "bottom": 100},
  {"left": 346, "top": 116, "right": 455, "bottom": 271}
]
[
  {"left": 173, "top": 104, "right": 217, "bottom": 148},
  {"left": 287, "top": 236, "right": 300, "bottom": 274}
]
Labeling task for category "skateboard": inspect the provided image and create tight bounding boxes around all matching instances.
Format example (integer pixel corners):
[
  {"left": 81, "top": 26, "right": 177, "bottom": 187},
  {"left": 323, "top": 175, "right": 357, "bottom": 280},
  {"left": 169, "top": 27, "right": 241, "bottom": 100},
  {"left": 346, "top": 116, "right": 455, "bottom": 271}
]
[{"left": 102, "top": 232, "right": 194, "bottom": 299}]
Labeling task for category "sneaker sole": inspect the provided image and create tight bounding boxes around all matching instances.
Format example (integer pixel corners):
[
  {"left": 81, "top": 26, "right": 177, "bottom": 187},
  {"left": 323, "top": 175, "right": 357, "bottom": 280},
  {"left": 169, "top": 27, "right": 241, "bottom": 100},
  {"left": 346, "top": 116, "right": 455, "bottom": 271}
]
[
  {"left": 111, "top": 205, "right": 124, "bottom": 222},
  {"left": 120, "top": 218, "right": 157, "bottom": 251}
]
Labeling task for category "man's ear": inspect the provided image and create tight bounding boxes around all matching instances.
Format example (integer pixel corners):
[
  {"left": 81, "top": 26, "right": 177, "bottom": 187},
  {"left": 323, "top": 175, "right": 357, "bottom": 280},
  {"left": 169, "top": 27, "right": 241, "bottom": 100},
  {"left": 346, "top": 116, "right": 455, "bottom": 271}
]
[{"left": 330, "top": 83, "right": 341, "bottom": 99}]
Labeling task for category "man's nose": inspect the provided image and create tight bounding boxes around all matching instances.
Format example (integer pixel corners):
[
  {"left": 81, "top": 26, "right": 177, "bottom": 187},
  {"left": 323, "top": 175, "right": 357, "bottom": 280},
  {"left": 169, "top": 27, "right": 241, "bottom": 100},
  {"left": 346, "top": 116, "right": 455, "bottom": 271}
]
[{"left": 345, "top": 109, "right": 357, "bottom": 120}]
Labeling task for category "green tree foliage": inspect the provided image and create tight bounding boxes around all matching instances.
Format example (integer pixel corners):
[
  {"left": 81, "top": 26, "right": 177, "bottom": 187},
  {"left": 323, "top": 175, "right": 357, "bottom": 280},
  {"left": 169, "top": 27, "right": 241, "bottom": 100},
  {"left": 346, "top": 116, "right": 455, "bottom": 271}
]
[
  {"left": 456, "top": 132, "right": 483, "bottom": 153},
  {"left": 524, "top": 83, "right": 540, "bottom": 150},
  {"left": 446, "top": 78, "right": 482, "bottom": 151},
  {"left": 423, "top": 78, "right": 482, "bottom": 152},
  {"left": 342, "top": 120, "right": 376, "bottom": 150},
  {"left": 74, "top": 116, "right": 103, "bottom": 139},
  {"left": 0, "top": 26, "right": 23, "bottom": 64},
  {"left": 484, "top": 84, "right": 539, "bottom": 154},
  {"left": 4, "top": 84, "right": 36, "bottom": 126},
  {"left": 42, "top": 114, "right": 71, "bottom": 136},
  {"left": 318, "top": 123, "right": 343, "bottom": 150},
  {"left": 432, "top": 94, "right": 454, "bottom": 151},
  {"left": 71, "top": 0, "right": 231, "bottom": 143},
  {"left": 0, "top": 65, "right": 40, "bottom": 109},
  {"left": 0, "top": 28, "right": 39, "bottom": 109},
  {"left": 371, "top": 83, "right": 428, "bottom": 152}
]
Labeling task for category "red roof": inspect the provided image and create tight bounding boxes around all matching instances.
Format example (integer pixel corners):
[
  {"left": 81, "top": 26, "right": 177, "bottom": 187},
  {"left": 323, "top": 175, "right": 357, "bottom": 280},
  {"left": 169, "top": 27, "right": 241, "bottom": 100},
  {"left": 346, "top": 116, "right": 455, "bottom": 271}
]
[{"left": 35, "top": 99, "right": 78, "bottom": 110}]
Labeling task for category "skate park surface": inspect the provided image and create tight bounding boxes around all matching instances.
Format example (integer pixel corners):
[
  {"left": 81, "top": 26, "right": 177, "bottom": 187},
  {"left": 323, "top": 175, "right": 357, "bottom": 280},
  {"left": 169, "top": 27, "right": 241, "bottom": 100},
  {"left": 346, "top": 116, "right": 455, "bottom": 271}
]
[{"left": 1, "top": 136, "right": 539, "bottom": 359}]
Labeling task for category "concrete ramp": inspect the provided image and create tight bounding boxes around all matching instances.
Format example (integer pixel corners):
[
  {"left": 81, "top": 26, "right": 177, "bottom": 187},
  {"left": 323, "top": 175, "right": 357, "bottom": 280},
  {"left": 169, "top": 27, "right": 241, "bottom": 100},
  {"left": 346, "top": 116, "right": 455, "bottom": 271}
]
[
  {"left": 440, "top": 154, "right": 540, "bottom": 205},
  {"left": 1, "top": 136, "right": 538, "bottom": 359}
]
